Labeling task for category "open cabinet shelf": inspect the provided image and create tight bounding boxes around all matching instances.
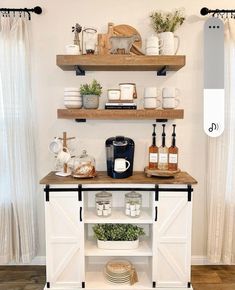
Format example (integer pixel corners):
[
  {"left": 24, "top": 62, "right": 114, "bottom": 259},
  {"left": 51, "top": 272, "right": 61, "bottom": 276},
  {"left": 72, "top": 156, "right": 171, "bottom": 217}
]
[
  {"left": 56, "top": 55, "right": 186, "bottom": 75},
  {"left": 57, "top": 109, "right": 184, "bottom": 120}
]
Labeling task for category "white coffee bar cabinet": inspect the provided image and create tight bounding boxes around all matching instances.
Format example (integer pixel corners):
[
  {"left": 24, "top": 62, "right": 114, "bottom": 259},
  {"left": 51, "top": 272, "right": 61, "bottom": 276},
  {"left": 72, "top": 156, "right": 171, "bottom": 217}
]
[{"left": 40, "top": 171, "right": 197, "bottom": 290}]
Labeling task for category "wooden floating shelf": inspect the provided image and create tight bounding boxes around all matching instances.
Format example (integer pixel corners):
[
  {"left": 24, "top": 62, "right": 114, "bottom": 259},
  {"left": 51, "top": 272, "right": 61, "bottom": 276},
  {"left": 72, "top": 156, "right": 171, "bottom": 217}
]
[
  {"left": 57, "top": 109, "right": 184, "bottom": 120},
  {"left": 56, "top": 55, "right": 185, "bottom": 72}
]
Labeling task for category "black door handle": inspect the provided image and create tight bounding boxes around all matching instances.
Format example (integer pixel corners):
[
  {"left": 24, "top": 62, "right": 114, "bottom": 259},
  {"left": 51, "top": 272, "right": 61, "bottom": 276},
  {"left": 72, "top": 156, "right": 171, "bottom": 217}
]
[
  {"left": 80, "top": 207, "right": 83, "bottom": 222},
  {"left": 155, "top": 206, "right": 158, "bottom": 221}
]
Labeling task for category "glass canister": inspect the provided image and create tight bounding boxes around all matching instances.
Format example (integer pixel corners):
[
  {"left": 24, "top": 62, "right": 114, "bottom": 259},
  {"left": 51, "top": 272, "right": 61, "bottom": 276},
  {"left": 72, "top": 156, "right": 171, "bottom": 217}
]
[
  {"left": 82, "top": 27, "right": 97, "bottom": 54},
  {"left": 95, "top": 191, "right": 112, "bottom": 217},
  {"left": 125, "top": 191, "right": 142, "bottom": 217}
]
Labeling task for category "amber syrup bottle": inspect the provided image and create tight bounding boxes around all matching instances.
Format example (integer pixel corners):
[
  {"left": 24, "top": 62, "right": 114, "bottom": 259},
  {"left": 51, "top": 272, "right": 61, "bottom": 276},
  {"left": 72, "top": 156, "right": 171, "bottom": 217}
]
[
  {"left": 168, "top": 124, "right": 178, "bottom": 171},
  {"left": 148, "top": 124, "right": 158, "bottom": 170},
  {"left": 158, "top": 124, "right": 168, "bottom": 170}
]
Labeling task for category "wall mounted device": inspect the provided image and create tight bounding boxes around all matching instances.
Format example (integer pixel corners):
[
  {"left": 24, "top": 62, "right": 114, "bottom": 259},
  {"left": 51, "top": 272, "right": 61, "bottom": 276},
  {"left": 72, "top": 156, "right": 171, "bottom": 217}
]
[{"left": 204, "top": 17, "right": 224, "bottom": 137}]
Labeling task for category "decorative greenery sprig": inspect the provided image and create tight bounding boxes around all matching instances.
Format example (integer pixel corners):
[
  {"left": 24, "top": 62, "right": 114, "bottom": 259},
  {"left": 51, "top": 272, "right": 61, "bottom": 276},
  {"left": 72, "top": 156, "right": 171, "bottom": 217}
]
[
  {"left": 93, "top": 224, "right": 145, "bottom": 241},
  {"left": 80, "top": 79, "right": 102, "bottom": 96},
  {"left": 150, "top": 9, "right": 185, "bottom": 33}
]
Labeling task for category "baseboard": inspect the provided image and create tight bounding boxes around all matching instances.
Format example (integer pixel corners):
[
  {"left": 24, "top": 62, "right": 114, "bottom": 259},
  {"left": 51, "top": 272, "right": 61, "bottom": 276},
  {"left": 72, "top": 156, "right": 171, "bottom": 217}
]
[
  {"left": 191, "top": 255, "right": 209, "bottom": 265},
  {"left": 0, "top": 256, "right": 46, "bottom": 266}
]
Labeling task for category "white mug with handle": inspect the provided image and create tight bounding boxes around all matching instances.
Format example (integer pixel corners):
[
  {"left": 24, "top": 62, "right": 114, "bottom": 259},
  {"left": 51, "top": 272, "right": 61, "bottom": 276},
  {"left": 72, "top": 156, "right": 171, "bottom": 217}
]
[
  {"left": 57, "top": 147, "right": 71, "bottom": 164},
  {"left": 114, "top": 158, "right": 130, "bottom": 173},
  {"left": 162, "top": 87, "right": 180, "bottom": 109},
  {"left": 158, "top": 32, "right": 180, "bottom": 55},
  {"left": 49, "top": 137, "right": 63, "bottom": 154}
]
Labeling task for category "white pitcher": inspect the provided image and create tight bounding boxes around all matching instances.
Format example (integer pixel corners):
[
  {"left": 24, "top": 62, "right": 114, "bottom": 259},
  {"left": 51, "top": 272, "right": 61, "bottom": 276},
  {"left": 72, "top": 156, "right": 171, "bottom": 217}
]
[{"left": 158, "top": 32, "right": 180, "bottom": 55}]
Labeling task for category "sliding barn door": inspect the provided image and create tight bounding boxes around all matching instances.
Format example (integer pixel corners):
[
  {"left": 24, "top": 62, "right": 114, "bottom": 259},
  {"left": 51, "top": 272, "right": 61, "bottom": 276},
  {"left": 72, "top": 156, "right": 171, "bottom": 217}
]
[
  {"left": 153, "top": 190, "right": 192, "bottom": 287},
  {"left": 45, "top": 190, "right": 84, "bottom": 289}
]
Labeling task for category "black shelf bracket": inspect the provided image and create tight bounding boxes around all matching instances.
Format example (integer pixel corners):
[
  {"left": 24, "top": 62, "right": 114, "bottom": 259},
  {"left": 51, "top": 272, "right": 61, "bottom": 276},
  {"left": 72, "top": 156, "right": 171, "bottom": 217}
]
[
  {"left": 156, "top": 119, "right": 168, "bottom": 123},
  {"left": 75, "top": 65, "right": 85, "bottom": 76},
  {"left": 157, "top": 65, "right": 167, "bottom": 76},
  {"left": 75, "top": 118, "right": 87, "bottom": 123}
]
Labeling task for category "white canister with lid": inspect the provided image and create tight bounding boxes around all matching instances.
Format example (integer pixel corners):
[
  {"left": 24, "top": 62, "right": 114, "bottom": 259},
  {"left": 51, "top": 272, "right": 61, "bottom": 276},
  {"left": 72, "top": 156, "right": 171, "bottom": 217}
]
[
  {"left": 107, "top": 89, "right": 121, "bottom": 101},
  {"left": 119, "top": 83, "right": 135, "bottom": 101}
]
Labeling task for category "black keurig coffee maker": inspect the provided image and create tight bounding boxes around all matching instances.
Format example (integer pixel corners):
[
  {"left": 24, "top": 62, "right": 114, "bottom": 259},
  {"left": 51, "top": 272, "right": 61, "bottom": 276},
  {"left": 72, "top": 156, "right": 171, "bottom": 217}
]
[{"left": 106, "top": 136, "right": 135, "bottom": 179}]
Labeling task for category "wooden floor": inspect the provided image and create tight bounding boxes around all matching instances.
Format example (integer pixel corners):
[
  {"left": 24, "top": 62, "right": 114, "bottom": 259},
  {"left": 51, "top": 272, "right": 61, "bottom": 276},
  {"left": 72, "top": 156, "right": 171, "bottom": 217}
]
[{"left": 0, "top": 265, "right": 234, "bottom": 289}]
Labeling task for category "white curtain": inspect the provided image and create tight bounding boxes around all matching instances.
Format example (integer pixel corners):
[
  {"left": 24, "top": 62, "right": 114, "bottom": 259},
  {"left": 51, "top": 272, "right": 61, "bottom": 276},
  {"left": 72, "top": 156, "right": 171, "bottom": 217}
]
[
  {"left": 207, "top": 19, "right": 235, "bottom": 264},
  {"left": 0, "top": 15, "right": 37, "bottom": 263}
]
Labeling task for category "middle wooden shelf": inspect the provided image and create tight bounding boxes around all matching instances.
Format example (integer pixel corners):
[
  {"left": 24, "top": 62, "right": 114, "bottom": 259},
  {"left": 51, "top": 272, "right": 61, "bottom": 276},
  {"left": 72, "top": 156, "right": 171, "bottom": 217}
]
[{"left": 57, "top": 109, "right": 184, "bottom": 120}]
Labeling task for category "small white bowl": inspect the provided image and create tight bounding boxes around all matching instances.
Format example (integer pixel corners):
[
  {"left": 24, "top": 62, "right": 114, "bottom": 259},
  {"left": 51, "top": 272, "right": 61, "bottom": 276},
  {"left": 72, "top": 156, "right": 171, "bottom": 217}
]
[
  {"left": 64, "top": 101, "right": 83, "bottom": 109},
  {"left": 64, "top": 87, "right": 79, "bottom": 92},
  {"left": 64, "top": 92, "right": 80, "bottom": 96},
  {"left": 64, "top": 96, "right": 82, "bottom": 101}
]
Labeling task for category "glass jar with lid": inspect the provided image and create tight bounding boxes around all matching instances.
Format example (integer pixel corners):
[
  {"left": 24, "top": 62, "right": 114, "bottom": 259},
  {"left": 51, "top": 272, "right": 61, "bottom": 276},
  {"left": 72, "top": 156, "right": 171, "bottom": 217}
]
[
  {"left": 125, "top": 191, "right": 142, "bottom": 217},
  {"left": 95, "top": 191, "right": 112, "bottom": 217},
  {"left": 71, "top": 150, "right": 96, "bottom": 178}
]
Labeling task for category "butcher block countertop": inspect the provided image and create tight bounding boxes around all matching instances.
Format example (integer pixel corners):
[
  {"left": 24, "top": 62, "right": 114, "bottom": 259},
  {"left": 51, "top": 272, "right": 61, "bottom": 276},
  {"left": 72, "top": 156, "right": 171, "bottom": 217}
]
[{"left": 40, "top": 171, "right": 197, "bottom": 185}]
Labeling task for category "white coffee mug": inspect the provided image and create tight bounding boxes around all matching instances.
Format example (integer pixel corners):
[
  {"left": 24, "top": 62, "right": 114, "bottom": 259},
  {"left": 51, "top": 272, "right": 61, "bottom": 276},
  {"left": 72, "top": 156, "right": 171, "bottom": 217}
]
[
  {"left": 162, "top": 87, "right": 180, "bottom": 98},
  {"left": 57, "top": 147, "right": 71, "bottom": 163},
  {"left": 144, "top": 87, "right": 161, "bottom": 98},
  {"left": 114, "top": 158, "right": 130, "bottom": 173},
  {"left": 144, "top": 98, "right": 161, "bottom": 109},
  {"left": 158, "top": 32, "right": 180, "bottom": 55},
  {"left": 162, "top": 87, "right": 180, "bottom": 109},
  {"left": 49, "top": 138, "right": 63, "bottom": 154},
  {"left": 162, "top": 97, "right": 180, "bottom": 109}
]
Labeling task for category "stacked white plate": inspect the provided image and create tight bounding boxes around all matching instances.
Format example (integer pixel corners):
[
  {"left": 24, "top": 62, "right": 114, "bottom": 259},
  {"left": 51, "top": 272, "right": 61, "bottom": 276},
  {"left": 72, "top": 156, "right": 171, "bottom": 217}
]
[
  {"left": 104, "top": 259, "right": 132, "bottom": 284},
  {"left": 64, "top": 87, "right": 82, "bottom": 109}
]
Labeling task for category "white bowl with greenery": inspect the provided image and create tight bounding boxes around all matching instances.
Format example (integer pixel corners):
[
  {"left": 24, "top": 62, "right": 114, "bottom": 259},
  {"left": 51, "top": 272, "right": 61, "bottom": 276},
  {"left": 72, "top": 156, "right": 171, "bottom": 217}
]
[
  {"left": 93, "top": 224, "right": 145, "bottom": 250},
  {"left": 80, "top": 79, "right": 102, "bottom": 109}
]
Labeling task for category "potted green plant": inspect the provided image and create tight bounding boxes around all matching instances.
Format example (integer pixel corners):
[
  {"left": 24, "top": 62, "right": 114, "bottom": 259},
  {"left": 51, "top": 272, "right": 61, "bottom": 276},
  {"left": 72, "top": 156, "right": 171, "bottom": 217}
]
[
  {"left": 93, "top": 224, "right": 145, "bottom": 250},
  {"left": 80, "top": 79, "right": 102, "bottom": 109},
  {"left": 149, "top": 9, "right": 185, "bottom": 55}
]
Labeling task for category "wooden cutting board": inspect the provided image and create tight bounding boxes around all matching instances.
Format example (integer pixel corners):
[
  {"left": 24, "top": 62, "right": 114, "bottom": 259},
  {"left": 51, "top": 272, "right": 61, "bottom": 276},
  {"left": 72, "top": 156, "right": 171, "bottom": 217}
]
[{"left": 113, "top": 24, "right": 144, "bottom": 55}]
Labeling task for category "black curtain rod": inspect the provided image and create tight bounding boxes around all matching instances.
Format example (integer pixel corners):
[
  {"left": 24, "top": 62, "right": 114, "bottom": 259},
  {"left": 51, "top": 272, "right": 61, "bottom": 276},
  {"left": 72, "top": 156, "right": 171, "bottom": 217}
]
[
  {"left": 0, "top": 6, "right": 42, "bottom": 20},
  {"left": 201, "top": 7, "right": 235, "bottom": 17}
]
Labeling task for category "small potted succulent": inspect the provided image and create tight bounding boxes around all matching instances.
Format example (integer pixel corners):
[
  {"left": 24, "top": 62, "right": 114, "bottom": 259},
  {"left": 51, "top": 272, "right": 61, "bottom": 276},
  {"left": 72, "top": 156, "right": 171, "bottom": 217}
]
[
  {"left": 80, "top": 79, "right": 102, "bottom": 109},
  {"left": 149, "top": 8, "right": 185, "bottom": 55},
  {"left": 93, "top": 224, "right": 145, "bottom": 250}
]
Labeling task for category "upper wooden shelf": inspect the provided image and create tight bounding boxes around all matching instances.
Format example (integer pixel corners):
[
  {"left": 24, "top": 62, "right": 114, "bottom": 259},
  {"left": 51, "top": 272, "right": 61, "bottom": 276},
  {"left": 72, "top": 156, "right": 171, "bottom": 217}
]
[
  {"left": 56, "top": 55, "right": 186, "bottom": 75},
  {"left": 57, "top": 109, "right": 184, "bottom": 121}
]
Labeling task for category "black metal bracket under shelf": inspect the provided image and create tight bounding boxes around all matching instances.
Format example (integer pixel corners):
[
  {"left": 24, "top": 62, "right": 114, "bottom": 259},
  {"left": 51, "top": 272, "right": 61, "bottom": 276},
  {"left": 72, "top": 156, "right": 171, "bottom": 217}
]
[
  {"left": 75, "top": 118, "right": 87, "bottom": 122},
  {"left": 157, "top": 65, "right": 167, "bottom": 76},
  {"left": 75, "top": 65, "right": 85, "bottom": 76}
]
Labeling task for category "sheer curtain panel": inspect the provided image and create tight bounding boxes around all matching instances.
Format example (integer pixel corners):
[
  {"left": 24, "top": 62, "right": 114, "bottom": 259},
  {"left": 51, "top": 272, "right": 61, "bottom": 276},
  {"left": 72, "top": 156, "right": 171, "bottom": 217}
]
[
  {"left": 207, "top": 20, "right": 235, "bottom": 264},
  {"left": 0, "top": 16, "right": 37, "bottom": 263}
]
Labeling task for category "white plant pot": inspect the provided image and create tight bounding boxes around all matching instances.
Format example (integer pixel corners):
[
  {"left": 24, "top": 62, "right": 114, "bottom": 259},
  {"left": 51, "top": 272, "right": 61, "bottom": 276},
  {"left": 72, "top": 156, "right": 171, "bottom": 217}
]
[{"left": 97, "top": 239, "right": 139, "bottom": 250}]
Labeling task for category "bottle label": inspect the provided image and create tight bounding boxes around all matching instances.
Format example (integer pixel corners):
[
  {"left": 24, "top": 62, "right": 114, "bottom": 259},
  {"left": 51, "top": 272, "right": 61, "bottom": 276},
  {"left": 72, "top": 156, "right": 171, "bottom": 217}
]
[
  {"left": 150, "top": 153, "right": 158, "bottom": 163},
  {"left": 159, "top": 153, "right": 168, "bottom": 164},
  {"left": 169, "top": 153, "right": 178, "bottom": 164}
]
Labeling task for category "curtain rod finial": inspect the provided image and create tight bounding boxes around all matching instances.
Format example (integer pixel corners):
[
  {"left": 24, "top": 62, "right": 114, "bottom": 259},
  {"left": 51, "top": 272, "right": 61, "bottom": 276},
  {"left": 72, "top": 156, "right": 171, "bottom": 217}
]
[
  {"left": 201, "top": 7, "right": 209, "bottom": 16},
  {"left": 33, "top": 6, "right": 42, "bottom": 15}
]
